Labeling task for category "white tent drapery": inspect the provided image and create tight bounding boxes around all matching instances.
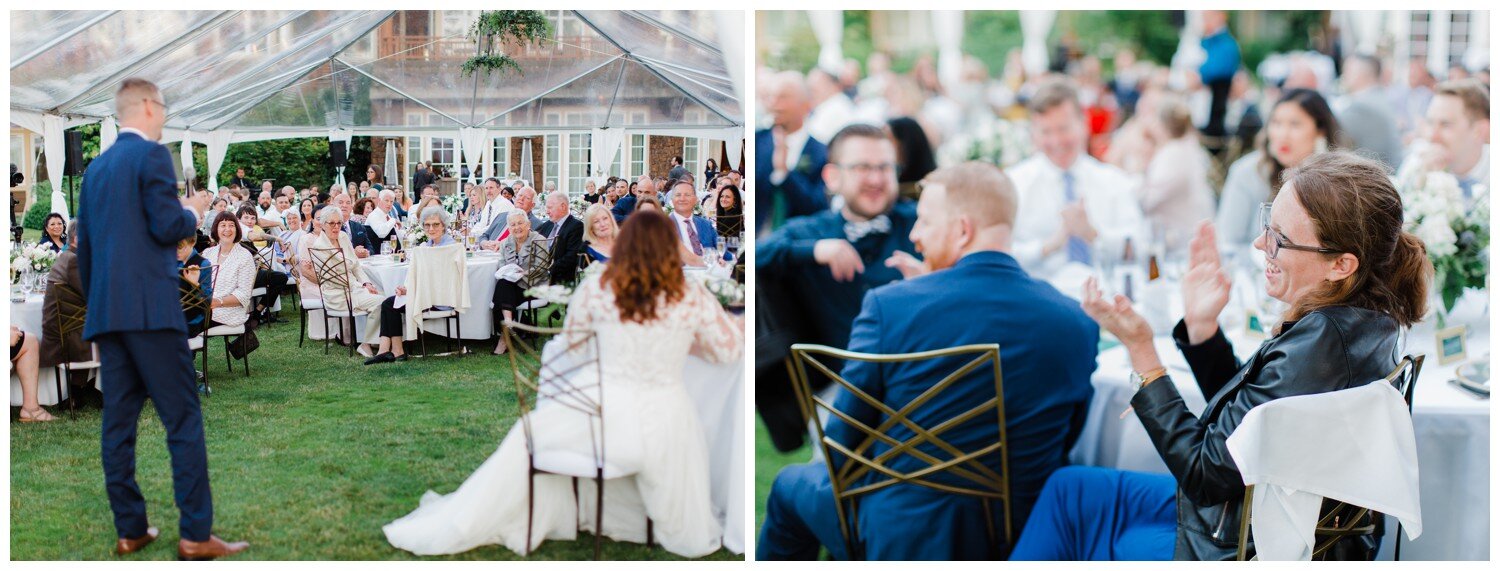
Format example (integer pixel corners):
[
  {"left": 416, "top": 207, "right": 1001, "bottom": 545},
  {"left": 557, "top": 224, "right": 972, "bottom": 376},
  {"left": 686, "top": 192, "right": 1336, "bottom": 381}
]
[
  {"left": 808, "top": 10, "right": 844, "bottom": 72},
  {"left": 1020, "top": 10, "right": 1056, "bottom": 76},
  {"left": 933, "top": 11, "right": 966, "bottom": 92},
  {"left": 204, "top": 129, "right": 233, "bottom": 193},
  {"left": 100, "top": 116, "right": 118, "bottom": 153},
  {"left": 589, "top": 127, "right": 626, "bottom": 178},
  {"left": 42, "top": 114, "right": 68, "bottom": 221},
  {"left": 457, "top": 127, "right": 490, "bottom": 188}
]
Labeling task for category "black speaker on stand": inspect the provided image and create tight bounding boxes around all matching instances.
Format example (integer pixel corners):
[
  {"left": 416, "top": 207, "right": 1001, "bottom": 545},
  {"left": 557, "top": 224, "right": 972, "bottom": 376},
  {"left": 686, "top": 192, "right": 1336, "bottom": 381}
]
[
  {"left": 64, "top": 130, "right": 84, "bottom": 216},
  {"left": 329, "top": 139, "right": 347, "bottom": 192}
]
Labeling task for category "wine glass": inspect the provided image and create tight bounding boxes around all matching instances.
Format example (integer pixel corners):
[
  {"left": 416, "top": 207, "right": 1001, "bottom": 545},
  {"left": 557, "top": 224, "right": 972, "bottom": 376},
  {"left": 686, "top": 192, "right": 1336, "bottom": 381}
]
[{"left": 19, "top": 268, "right": 35, "bottom": 299}]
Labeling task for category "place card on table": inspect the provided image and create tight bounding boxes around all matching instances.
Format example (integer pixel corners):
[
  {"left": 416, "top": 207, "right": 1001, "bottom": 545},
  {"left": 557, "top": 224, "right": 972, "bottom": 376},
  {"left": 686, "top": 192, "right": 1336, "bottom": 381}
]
[{"left": 1436, "top": 324, "right": 1468, "bottom": 366}]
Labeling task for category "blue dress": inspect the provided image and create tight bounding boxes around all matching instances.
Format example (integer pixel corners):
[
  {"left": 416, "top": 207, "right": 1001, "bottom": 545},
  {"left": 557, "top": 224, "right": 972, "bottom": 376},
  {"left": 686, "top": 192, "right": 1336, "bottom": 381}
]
[{"left": 585, "top": 244, "right": 609, "bottom": 263}]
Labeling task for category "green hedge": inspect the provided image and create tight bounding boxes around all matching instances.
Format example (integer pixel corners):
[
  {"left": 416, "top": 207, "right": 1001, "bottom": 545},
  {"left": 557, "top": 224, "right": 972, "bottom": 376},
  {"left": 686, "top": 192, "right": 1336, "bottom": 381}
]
[{"left": 22, "top": 181, "right": 76, "bottom": 230}]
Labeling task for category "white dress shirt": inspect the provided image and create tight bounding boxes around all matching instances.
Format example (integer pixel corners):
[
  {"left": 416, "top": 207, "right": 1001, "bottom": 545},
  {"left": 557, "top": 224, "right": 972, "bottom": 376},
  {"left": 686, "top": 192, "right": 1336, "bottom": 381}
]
[
  {"left": 806, "top": 93, "right": 857, "bottom": 144},
  {"left": 474, "top": 195, "right": 515, "bottom": 235},
  {"left": 1008, "top": 153, "right": 1145, "bottom": 284},
  {"left": 769, "top": 127, "right": 811, "bottom": 186},
  {"left": 366, "top": 206, "right": 397, "bottom": 240},
  {"left": 671, "top": 211, "right": 699, "bottom": 249},
  {"left": 1397, "top": 142, "right": 1490, "bottom": 198}
]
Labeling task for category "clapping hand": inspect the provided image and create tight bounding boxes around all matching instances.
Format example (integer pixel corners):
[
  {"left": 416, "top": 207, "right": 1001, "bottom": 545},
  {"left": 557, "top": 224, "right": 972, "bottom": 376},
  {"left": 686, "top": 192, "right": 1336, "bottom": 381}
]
[
  {"left": 814, "top": 239, "right": 864, "bottom": 282},
  {"left": 1182, "top": 221, "right": 1231, "bottom": 345},
  {"left": 885, "top": 250, "right": 929, "bottom": 279},
  {"left": 354, "top": 245, "right": 370, "bottom": 259},
  {"left": 1080, "top": 276, "right": 1153, "bottom": 348},
  {"left": 1061, "top": 198, "right": 1097, "bottom": 241},
  {"left": 771, "top": 127, "right": 789, "bottom": 173}
]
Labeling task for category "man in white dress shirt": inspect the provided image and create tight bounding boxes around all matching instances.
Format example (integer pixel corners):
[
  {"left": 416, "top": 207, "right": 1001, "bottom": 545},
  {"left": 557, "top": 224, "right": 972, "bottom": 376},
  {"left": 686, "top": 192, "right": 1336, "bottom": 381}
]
[
  {"left": 365, "top": 189, "right": 400, "bottom": 248},
  {"left": 1006, "top": 79, "right": 1143, "bottom": 291},
  {"left": 806, "top": 67, "right": 857, "bottom": 144},
  {"left": 1397, "top": 78, "right": 1489, "bottom": 207},
  {"left": 472, "top": 177, "right": 515, "bottom": 239}
]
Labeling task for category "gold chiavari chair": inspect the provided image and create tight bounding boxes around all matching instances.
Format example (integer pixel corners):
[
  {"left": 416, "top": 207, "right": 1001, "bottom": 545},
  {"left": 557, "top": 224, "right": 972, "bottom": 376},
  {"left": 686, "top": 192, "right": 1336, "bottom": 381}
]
[
  {"left": 309, "top": 246, "right": 369, "bottom": 357},
  {"left": 788, "top": 343, "right": 1014, "bottom": 560},
  {"left": 1236, "top": 354, "right": 1426, "bottom": 561},
  {"left": 44, "top": 282, "right": 98, "bottom": 411}
]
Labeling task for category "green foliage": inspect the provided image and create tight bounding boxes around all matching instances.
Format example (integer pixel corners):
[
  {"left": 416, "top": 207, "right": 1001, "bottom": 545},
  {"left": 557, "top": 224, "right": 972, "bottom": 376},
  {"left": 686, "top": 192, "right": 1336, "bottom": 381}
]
[
  {"left": 1436, "top": 217, "right": 1489, "bottom": 313},
  {"left": 1060, "top": 11, "right": 1181, "bottom": 65},
  {"left": 963, "top": 11, "right": 1024, "bottom": 75},
  {"left": 1235, "top": 11, "right": 1325, "bottom": 73},
  {"left": 840, "top": 11, "right": 876, "bottom": 71},
  {"left": 219, "top": 139, "right": 337, "bottom": 190},
  {"left": 463, "top": 10, "right": 552, "bottom": 78},
  {"left": 10, "top": 320, "right": 741, "bottom": 561},
  {"left": 23, "top": 181, "right": 75, "bottom": 229}
]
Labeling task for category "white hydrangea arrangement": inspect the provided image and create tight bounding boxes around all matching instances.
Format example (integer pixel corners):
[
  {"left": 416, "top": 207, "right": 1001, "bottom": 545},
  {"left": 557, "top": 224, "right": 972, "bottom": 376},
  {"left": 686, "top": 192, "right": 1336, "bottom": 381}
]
[
  {"left": 938, "top": 116, "right": 1033, "bottom": 169},
  {"left": 11, "top": 243, "right": 59, "bottom": 281},
  {"left": 1400, "top": 169, "right": 1489, "bottom": 314}
]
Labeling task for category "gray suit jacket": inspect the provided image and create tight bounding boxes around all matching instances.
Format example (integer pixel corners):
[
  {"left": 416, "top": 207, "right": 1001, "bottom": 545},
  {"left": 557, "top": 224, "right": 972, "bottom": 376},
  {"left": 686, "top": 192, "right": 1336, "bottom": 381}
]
[
  {"left": 1338, "top": 89, "right": 1403, "bottom": 169},
  {"left": 481, "top": 211, "right": 545, "bottom": 242}
]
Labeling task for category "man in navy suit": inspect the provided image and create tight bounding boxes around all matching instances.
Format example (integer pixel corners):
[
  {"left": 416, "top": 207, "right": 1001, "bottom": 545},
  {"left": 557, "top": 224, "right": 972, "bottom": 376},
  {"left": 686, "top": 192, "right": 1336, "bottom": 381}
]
[
  {"left": 755, "top": 124, "right": 917, "bottom": 451},
  {"left": 759, "top": 162, "right": 1098, "bottom": 560},
  {"left": 74, "top": 78, "right": 249, "bottom": 560},
  {"left": 667, "top": 179, "right": 718, "bottom": 255},
  {"left": 610, "top": 175, "right": 654, "bottom": 223},
  {"left": 332, "top": 192, "right": 374, "bottom": 257},
  {"left": 756, "top": 71, "right": 830, "bottom": 234}
]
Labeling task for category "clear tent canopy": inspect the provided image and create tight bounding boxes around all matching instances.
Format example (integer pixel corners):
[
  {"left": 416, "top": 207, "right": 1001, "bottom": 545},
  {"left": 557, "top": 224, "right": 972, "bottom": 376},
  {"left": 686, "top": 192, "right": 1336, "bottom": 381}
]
[{"left": 10, "top": 10, "right": 745, "bottom": 215}]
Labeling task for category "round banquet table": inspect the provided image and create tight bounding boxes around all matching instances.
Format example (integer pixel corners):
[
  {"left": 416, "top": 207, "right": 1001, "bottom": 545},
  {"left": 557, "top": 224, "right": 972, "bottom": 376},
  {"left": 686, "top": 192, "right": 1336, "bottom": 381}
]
[
  {"left": 10, "top": 294, "right": 71, "bottom": 406},
  {"left": 354, "top": 253, "right": 501, "bottom": 342},
  {"left": 1069, "top": 288, "right": 1490, "bottom": 561}
]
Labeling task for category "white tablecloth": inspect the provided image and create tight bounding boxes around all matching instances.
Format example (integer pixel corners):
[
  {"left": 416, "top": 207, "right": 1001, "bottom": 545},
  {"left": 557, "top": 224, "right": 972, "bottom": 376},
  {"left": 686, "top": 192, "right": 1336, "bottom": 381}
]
[
  {"left": 682, "top": 356, "right": 747, "bottom": 554},
  {"left": 1070, "top": 294, "right": 1490, "bottom": 561},
  {"left": 357, "top": 254, "right": 501, "bottom": 342},
  {"left": 10, "top": 295, "right": 70, "bottom": 406}
]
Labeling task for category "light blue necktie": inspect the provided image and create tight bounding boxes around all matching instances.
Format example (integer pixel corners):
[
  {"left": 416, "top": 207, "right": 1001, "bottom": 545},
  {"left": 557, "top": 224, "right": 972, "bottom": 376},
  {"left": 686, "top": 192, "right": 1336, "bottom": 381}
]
[
  {"left": 1063, "top": 171, "right": 1092, "bottom": 265},
  {"left": 1458, "top": 177, "right": 1475, "bottom": 200}
]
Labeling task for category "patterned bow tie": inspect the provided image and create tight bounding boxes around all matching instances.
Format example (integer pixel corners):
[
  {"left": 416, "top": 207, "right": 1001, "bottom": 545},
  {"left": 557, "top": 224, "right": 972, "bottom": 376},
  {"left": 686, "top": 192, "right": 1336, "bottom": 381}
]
[{"left": 844, "top": 215, "right": 892, "bottom": 242}]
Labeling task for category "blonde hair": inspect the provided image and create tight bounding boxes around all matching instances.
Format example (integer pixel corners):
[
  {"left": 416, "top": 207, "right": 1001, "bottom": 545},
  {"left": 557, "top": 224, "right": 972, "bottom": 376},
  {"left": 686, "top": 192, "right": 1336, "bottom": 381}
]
[
  {"left": 919, "top": 162, "right": 1018, "bottom": 228},
  {"left": 583, "top": 204, "right": 616, "bottom": 243}
]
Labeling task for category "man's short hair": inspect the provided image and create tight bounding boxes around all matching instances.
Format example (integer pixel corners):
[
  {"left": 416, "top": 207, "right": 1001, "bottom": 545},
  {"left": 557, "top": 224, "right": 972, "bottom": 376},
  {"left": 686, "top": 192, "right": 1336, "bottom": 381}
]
[
  {"left": 919, "top": 162, "right": 1018, "bottom": 228},
  {"left": 826, "top": 123, "right": 894, "bottom": 164},
  {"left": 1351, "top": 54, "right": 1382, "bottom": 78},
  {"left": 422, "top": 183, "right": 440, "bottom": 194},
  {"left": 484, "top": 177, "right": 501, "bottom": 187},
  {"left": 672, "top": 156, "right": 683, "bottom": 166},
  {"left": 236, "top": 205, "right": 258, "bottom": 220},
  {"left": 114, "top": 78, "right": 161, "bottom": 117},
  {"left": 1435, "top": 79, "right": 1490, "bottom": 121},
  {"left": 1026, "top": 77, "right": 1082, "bottom": 116}
]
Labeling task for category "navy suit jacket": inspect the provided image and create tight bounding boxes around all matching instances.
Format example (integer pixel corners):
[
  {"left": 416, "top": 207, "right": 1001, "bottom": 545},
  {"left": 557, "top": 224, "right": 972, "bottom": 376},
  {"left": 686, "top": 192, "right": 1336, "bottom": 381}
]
[
  {"left": 672, "top": 213, "right": 718, "bottom": 251},
  {"left": 826, "top": 251, "right": 1098, "bottom": 559},
  {"left": 754, "top": 128, "right": 829, "bottom": 229},
  {"left": 756, "top": 201, "right": 917, "bottom": 351},
  {"left": 76, "top": 131, "right": 199, "bottom": 339},
  {"left": 610, "top": 194, "right": 638, "bottom": 223},
  {"left": 346, "top": 220, "right": 379, "bottom": 254}
]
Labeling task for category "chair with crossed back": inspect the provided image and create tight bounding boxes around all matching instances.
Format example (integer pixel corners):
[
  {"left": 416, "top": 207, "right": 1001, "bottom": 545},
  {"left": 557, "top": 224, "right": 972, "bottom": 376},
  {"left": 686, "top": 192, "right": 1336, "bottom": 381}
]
[
  {"left": 247, "top": 243, "right": 274, "bottom": 327},
  {"left": 43, "top": 282, "right": 98, "bottom": 411},
  {"left": 787, "top": 343, "right": 1015, "bottom": 560},
  {"left": 309, "top": 246, "right": 369, "bottom": 357},
  {"left": 502, "top": 320, "right": 654, "bottom": 559},
  {"left": 1235, "top": 354, "right": 1426, "bottom": 561},
  {"left": 179, "top": 281, "right": 212, "bottom": 392}
]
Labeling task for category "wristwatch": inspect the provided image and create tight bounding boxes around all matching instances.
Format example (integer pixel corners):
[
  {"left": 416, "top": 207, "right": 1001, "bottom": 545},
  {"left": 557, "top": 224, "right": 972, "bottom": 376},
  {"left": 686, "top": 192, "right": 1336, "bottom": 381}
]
[{"left": 1130, "top": 367, "right": 1169, "bottom": 391}]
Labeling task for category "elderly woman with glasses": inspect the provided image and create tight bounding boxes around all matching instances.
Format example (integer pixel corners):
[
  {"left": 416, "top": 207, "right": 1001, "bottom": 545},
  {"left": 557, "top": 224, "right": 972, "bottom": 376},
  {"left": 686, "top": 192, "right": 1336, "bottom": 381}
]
[
  {"left": 309, "top": 206, "right": 389, "bottom": 359},
  {"left": 1010, "top": 152, "right": 1433, "bottom": 561},
  {"left": 364, "top": 207, "right": 457, "bottom": 365}
]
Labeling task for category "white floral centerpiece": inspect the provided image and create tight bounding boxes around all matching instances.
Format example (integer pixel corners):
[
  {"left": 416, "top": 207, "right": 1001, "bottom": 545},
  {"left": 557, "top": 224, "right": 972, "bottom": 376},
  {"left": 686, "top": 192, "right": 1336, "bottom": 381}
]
[
  {"left": 687, "top": 270, "right": 744, "bottom": 310},
  {"left": 402, "top": 226, "right": 429, "bottom": 248},
  {"left": 939, "top": 116, "right": 1033, "bottom": 169},
  {"left": 441, "top": 193, "right": 465, "bottom": 214},
  {"left": 1400, "top": 169, "right": 1489, "bottom": 316},
  {"left": 570, "top": 195, "right": 589, "bottom": 219},
  {"left": 11, "top": 243, "right": 58, "bottom": 280},
  {"left": 525, "top": 284, "right": 574, "bottom": 327}
]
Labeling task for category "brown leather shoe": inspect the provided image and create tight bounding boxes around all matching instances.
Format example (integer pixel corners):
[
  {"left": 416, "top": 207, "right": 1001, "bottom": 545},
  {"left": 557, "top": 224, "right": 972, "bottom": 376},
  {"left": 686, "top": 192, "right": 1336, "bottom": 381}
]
[
  {"left": 115, "top": 527, "right": 159, "bottom": 555},
  {"left": 177, "top": 535, "right": 249, "bottom": 561}
]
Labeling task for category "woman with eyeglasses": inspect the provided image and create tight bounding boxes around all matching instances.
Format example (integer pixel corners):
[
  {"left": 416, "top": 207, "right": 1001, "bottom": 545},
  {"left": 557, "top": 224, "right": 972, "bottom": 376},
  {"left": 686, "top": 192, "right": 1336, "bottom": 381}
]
[
  {"left": 364, "top": 206, "right": 457, "bottom": 365},
  {"left": 1011, "top": 152, "right": 1431, "bottom": 561},
  {"left": 1215, "top": 88, "right": 1341, "bottom": 251}
]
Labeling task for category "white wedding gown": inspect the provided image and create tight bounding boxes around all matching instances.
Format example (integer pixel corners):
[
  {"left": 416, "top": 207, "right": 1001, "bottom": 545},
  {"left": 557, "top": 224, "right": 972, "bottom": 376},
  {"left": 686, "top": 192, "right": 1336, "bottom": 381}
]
[{"left": 383, "top": 272, "right": 743, "bottom": 558}]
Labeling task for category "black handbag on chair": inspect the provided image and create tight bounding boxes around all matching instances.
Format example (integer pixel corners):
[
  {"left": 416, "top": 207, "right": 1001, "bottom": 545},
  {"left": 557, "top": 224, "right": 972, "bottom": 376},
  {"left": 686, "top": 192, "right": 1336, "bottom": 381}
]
[{"left": 228, "top": 329, "right": 260, "bottom": 359}]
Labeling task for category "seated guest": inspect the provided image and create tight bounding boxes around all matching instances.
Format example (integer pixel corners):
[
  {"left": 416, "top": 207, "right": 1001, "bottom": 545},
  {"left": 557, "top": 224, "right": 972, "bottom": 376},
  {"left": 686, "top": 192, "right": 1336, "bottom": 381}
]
[
  {"left": 294, "top": 205, "right": 327, "bottom": 303},
  {"left": 309, "top": 206, "right": 388, "bottom": 357},
  {"left": 472, "top": 178, "right": 515, "bottom": 243},
  {"left": 1216, "top": 88, "right": 1340, "bottom": 251},
  {"left": 756, "top": 123, "right": 919, "bottom": 451},
  {"left": 296, "top": 198, "right": 317, "bottom": 234},
  {"left": 499, "top": 185, "right": 515, "bottom": 203},
  {"left": 351, "top": 197, "right": 376, "bottom": 224},
  {"left": 277, "top": 211, "right": 306, "bottom": 271},
  {"left": 668, "top": 179, "right": 718, "bottom": 255},
  {"left": 1007, "top": 78, "right": 1143, "bottom": 285},
  {"left": 366, "top": 189, "right": 401, "bottom": 249},
  {"left": 236, "top": 206, "right": 290, "bottom": 323},
  {"left": 333, "top": 192, "right": 377, "bottom": 257},
  {"left": 757, "top": 71, "right": 831, "bottom": 234},
  {"left": 1397, "top": 79, "right": 1489, "bottom": 204},
  {"left": 1334, "top": 55, "right": 1403, "bottom": 168},
  {"left": 535, "top": 192, "right": 585, "bottom": 285},
  {"left": 12, "top": 325, "right": 56, "bottom": 422},
  {"left": 611, "top": 175, "right": 654, "bottom": 223},
  {"left": 1138, "top": 93, "right": 1216, "bottom": 255},
  {"left": 511, "top": 186, "right": 545, "bottom": 229},
  {"left": 365, "top": 206, "right": 459, "bottom": 365},
  {"left": 582, "top": 179, "right": 602, "bottom": 204},
  {"left": 205, "top": 212, "right": 257, "bottom": 332},
  {"left": 271, "top": 193, "right": 294, "bottom": 227},
  {"left": 1011, "top": 152, "right": 1428, "bottom": 561},
  {"left": 715, "top": 183, "right": 744, "bottom": 239},
  {"left": 759, "top": 162, "right": 1099, "bottom": 560},
  {"left": 490, "top": 210, "right": 550, "bottom": 356},
  {"left": 38, "top": 212, "right": 67, "bottom": 252},
  {"left": 40, "top": 222, "right": 89, "bottom": 389},
  {"left": 582, "top": 204, "right": 618, "bottom": 263},
  {"left": 635, "top": 197, "right": 703, "bottom": 266},
  {"left": 176, "top": 236, "right": 213, "bottom": 337},
  {"left": 202, "top": 197, "right": 230, "bottom": 236}
]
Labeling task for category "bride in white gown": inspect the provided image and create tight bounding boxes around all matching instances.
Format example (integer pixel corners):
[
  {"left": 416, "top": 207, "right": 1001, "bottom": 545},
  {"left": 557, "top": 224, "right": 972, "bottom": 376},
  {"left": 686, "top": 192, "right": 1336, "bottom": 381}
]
[{"left": 383, "top": 211, "right": 743, "bottom": 558}]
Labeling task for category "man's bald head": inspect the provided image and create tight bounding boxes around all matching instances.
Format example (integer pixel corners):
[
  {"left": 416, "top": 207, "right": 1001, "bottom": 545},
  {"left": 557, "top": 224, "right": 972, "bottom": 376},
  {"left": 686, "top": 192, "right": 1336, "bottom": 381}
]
[
  {"left": 921, "top": 162, "right": 1018, "bottom": 229},
  {"left": 769, "top": 70, "right": 812, "bottom": 131},
  {"left": 114, "top": 78, "right": 167, "bottom": 140}
]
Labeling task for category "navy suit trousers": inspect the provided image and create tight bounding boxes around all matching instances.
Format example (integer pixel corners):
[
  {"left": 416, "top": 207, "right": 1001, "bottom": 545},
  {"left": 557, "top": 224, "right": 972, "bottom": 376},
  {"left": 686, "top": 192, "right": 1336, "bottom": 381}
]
[{"left": 97, "top": 330, "right": 213, "bottom": 542}]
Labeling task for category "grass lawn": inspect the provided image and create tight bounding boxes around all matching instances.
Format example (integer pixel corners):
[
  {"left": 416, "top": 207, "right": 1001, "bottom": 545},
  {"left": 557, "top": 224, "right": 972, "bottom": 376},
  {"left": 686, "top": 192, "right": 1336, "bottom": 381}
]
[
  {"left": 9, "top": 302, "right": 741, "bottom": 561},
  {"left": 754, "top": 418, "right": 811, "bottom": 537}
]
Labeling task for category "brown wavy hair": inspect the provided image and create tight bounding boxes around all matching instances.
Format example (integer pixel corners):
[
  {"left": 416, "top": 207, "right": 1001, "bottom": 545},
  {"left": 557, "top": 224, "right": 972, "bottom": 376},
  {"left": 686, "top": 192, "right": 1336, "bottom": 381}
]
[
  {"left": 1280, "top": 151, "right": 1430, "bottom": 328},
  {"left": 603, "top": 210, "right": 686, "bottom": 323}
]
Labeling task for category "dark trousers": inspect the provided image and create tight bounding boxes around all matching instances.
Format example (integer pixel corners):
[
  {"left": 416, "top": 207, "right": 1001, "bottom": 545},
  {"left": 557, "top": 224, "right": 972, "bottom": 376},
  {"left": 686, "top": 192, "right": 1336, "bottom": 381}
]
[
  {"left": 491, "top": 280, "right": 530, "bottom": 324},
  {"left": 96, "top": 330, "right": 213, "bottom": 542},
  {"left": 252, "top": 270, "right": 288, "bottom": 312},
  {"left": 379, "top": 296, "right": 405, "bottom": 338},
  {"left": 758, "top": 463, "right": 850, "bottom": 560},
  {"left": 1009, "top": 466, "right": 1175, "bottom": 561},
  {"left": 1204, "top": 78, "right": 1233, "bottom": 139}
]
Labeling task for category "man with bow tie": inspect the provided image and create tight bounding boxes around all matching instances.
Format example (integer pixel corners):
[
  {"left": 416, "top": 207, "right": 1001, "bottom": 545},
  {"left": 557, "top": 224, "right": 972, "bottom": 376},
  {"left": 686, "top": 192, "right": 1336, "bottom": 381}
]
[{"left": 756, "top": 123, "right": 919, "bottom": 452}]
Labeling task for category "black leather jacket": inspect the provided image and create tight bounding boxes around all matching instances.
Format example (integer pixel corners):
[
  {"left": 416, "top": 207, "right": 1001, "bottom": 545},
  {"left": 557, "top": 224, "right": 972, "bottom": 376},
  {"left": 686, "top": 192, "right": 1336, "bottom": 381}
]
[{"left": 1131, "top": 305, "right": 1400, "bottom": 560}]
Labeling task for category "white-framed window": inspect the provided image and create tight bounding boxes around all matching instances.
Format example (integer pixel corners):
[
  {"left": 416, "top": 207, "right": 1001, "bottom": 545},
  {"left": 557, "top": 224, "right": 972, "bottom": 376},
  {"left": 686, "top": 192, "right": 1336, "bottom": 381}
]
[
  {"left": 405, "top": 136, "right": 423, "bottom": 186},
  {"left": 431, "top": 137, "right": 455, "bottom": 177},
  {"left": 544, "top": 134, "right": 560, "bottom": 190},
  {"left": 567, "top": 133, "right": 591, "bottom": 196},
  {"left": 682, "top": 137, "right": 700, "bottom": 181},
  {"left": 492, "top": 137, "right": 510, "bottom": 179},
  {"left": 544, "top": 112, "right": 561, "bottom": 127},
  {"left": 630, "top": 134, "right": 647, "bottom": 179}
]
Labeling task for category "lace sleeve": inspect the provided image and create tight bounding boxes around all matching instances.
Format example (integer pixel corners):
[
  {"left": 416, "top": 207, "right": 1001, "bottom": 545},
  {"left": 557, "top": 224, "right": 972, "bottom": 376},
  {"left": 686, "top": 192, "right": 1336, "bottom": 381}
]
[
  {"left": 561, "top": 273, "right": 602, "bottom": 344},
  {"left": 685, "top": 281, "right": 743, "bottom": 364}
]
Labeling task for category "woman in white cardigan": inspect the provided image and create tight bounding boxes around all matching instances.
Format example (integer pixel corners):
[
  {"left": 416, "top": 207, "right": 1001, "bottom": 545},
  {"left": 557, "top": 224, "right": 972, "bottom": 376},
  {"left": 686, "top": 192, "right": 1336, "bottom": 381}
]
[
  {"left": 309, "top": 206, "right": 388, "bottom": 357},
  {"left": 364, "top": 206, "right": 460, "bottom": 365},
  {"left": 206, "top": 212, "right": 257, "bottom": 329}
]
